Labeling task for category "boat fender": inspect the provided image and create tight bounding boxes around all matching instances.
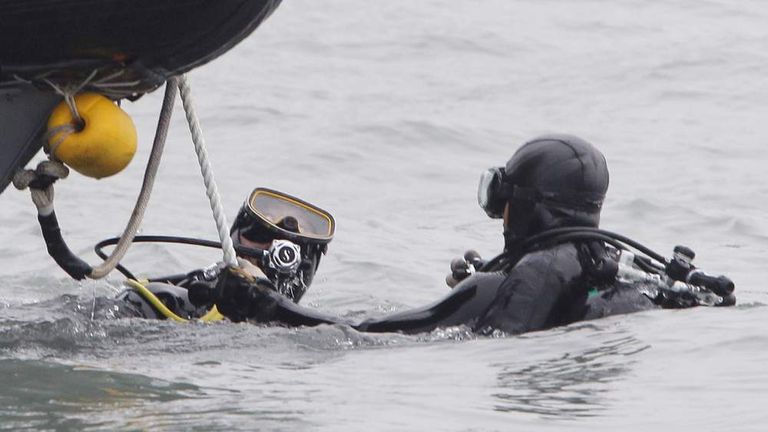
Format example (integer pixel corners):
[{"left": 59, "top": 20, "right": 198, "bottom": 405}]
[{"left": 46, "top": 93, "right": 137, "bottom": 179}]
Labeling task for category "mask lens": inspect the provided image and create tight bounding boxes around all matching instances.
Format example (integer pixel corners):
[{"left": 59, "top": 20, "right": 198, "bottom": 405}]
[
  {"left": 246, "top": 188, "right": 335, "bottom": 243},
  {"left": 477, "top": 167, "right": 505, "bottom": 219}
]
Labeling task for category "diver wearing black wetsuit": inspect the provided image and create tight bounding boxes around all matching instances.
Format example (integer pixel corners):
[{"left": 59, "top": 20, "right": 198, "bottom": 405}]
[
  {"left": 210, "top": 135, "right": 734, "bottom": 334},
  {"left": 116, "top": 187, "right": 336, "bottom": 321}
]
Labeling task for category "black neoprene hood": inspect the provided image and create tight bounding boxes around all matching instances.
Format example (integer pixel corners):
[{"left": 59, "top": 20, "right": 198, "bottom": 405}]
[
  {"left": 505, "top": 134, "right": 609, "bottom": 200},
  {"left": 503, "top": 134, "right": 610, "bottom": 246}
]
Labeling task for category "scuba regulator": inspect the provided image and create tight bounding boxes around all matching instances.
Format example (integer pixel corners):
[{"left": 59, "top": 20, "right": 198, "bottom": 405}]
[{"left": 263, "top": 239, "right": 309, "bottom": 301}]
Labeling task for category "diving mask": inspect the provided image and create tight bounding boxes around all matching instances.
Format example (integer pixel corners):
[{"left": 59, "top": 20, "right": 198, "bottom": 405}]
[
  {"left": 232, "top": 188, "right": 335, "bottom": 245},
  {"left": 478, "top": 166, "right": 606, "bottom": 219},
  {"left": 477, "top": 167, "right": 508, "bottom": 219}
]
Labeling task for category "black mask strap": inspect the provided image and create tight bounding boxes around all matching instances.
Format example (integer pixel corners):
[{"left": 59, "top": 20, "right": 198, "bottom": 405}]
[{"left": 508, "top": 185, "right": 604, "bottom": 211}]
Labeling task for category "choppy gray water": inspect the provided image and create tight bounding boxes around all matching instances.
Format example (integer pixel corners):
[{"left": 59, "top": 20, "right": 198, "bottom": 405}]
[{"left": 2, "top": 0, "right": 768, "bottom": 430}]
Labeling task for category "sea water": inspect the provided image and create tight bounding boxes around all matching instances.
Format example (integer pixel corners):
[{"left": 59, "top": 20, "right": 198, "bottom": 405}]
[{"left": 1, "top": 0, "right": 767, "bottom": 430}]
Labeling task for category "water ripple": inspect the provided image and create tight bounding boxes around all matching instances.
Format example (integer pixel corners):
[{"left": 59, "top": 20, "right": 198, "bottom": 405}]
[{"left": 491, "top": 333, "right": 649, "bottom": 419}]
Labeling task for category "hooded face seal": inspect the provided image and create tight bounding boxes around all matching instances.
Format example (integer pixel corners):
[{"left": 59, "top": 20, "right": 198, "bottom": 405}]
[{"left": 500, "top": 134, "right": 609, "bottom": 250}]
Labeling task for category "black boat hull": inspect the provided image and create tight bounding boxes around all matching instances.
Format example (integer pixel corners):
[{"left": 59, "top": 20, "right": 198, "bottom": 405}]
[{"left": 0, "top": 0, "right": 281, "bottom": 95}]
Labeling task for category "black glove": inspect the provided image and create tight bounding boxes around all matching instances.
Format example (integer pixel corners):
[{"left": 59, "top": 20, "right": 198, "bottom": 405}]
[
  {"left": 186, "top": 280, "right": 218, "bottom": 308},
  {"left": 214, "top": 266, "right": 280, "bottom": 323},
  {"left": 445, "top": 250, "right": 484, "bottom": 288}
]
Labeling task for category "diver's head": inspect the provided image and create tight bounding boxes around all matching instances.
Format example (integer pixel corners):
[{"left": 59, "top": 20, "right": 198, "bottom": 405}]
[
  {"left": 230, "top": 187, "right": 335, "bottom": 302},
  {"left": 477, "top": 134, "right": 609, "bottom": 250}
]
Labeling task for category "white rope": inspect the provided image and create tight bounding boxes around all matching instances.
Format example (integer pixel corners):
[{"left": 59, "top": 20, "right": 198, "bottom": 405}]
[
  {"left": 42, "top": 69, "right": 99, "bottom": 125},
  {"left": 16, "top": 68, "right": 149, "bottom": 101},
  {"left": 44, "top": 123, "right": 78, "bottom": 157},
  {"left": 177, "top": 74, "right": 238, "bottom": 267}
]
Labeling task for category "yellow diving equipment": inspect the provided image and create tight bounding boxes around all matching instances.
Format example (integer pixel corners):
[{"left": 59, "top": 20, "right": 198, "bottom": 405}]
[
  {"left": 124, "top": 279, "right": 224, "bottom": 323},
  {"left": 47, "top": 93, "right": 137, "bottom": 178}
]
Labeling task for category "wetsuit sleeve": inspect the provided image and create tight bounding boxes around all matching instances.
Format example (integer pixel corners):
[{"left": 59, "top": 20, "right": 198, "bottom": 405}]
[
  {"left": 354, "top": 272, "right": 505, "bottom": 334},
  {"left": 215, "top": 266, "right": 506, "bottom": 333},
  {"left": 214, "top": 266, "right": 348, "bottom": 326}
]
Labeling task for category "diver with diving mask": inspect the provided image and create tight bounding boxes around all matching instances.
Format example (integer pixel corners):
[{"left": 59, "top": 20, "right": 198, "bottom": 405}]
[{"left": 115, "top": 187, "right": 334, "bottom": 321}]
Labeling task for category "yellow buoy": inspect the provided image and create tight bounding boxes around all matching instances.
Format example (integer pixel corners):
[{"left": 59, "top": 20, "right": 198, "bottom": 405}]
[{"left": 47, "top": 93, "right": 137, "bottom": 179}]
